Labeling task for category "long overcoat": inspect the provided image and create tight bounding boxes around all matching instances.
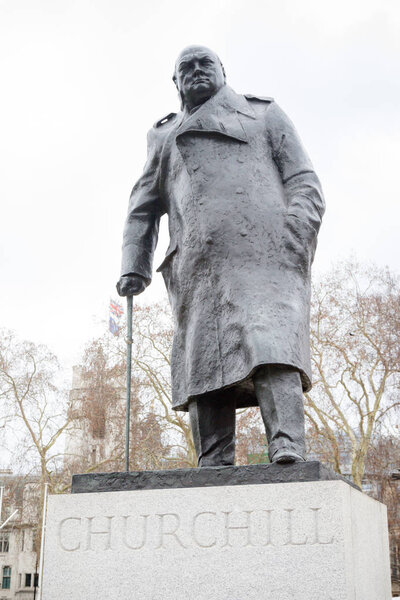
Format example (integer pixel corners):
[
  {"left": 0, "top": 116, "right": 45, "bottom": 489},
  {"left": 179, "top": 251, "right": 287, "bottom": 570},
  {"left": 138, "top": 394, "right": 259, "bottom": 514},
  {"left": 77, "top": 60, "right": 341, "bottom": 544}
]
[{"left": 121, "top": 85, "right": 325, "bottom": 411}]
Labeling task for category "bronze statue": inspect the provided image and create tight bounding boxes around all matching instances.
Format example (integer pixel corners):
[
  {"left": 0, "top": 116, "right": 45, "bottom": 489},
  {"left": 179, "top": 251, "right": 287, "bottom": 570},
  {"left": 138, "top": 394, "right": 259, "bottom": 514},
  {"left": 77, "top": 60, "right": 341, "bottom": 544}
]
[{"left": 117, "top": 45, "right": 325, "bottom": 467}]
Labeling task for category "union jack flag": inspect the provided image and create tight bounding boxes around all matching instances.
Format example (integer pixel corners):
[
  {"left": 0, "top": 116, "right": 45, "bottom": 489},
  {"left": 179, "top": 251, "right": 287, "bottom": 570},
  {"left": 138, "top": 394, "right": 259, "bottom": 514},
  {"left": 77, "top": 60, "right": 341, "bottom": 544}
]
[
  {"left": 109, "top": 316, "right": 120, "bottom": 337},
  {"left": 110, "top": 299, "right": 124, "bottom": 319}
]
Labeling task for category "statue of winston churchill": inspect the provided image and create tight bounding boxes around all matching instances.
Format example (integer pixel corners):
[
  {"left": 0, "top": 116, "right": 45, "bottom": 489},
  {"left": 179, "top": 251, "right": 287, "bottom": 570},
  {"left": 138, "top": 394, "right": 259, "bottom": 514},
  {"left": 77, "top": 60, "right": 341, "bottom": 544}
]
[{"left": 117, "top": 45, "right": 325, "bottom": 467}]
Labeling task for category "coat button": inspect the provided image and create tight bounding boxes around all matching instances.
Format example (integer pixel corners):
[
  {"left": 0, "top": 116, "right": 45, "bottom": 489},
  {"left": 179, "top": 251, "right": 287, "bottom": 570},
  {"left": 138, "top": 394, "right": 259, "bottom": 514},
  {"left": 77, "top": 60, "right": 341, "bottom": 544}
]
[
  {"left": 206, "top": 237, "right": 213, "bottom": 245},
  {"left": 236, "top": 187, "right": 244, "bottom": 194},
  {"left": 192, "top": 163, "right": 200, "bottom": 171}
]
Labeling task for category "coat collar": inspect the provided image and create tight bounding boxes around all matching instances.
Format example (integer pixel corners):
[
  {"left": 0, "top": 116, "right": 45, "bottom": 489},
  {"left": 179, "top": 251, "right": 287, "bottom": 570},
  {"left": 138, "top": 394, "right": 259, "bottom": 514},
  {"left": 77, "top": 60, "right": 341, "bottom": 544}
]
[{"left": 175, "top": 86, "right": 255, "bottom": 143}]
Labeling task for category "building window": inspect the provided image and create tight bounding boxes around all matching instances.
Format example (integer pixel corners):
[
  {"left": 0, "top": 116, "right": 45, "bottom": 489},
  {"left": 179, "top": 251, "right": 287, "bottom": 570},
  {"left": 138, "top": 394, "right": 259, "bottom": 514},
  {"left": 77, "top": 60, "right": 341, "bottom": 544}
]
[
  {"left": 31, "top": 529, "right": 36, "bottom": 551},
  {"left": 0, "top": 533, "right": 9, "bottom": 553},
  {"left": 2, "top": 566, "right": 11, "bottom": 589},
  {"left": 25, "top": 573, "right": 32, "bottom": 587},
  {"left": 33, "top": 573, "right": 39, "bottom": 588}
]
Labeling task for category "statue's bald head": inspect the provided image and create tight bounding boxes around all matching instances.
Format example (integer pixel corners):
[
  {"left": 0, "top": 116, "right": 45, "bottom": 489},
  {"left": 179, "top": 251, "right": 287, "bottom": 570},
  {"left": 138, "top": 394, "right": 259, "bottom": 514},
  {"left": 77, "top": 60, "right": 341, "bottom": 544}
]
[
  {"left": 173, "top": 46, "right": 225, "bottom": 82},
  {"left": 173, "top": 45, "right": 226, "bottom": 111}
]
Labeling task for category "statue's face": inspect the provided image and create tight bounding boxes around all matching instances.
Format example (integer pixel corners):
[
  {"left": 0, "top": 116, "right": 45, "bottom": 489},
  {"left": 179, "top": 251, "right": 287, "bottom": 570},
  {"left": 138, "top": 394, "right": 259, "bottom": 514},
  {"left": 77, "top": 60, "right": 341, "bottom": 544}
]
[{"left": 174, "top": 46, "right": 225, "bottom": 110}]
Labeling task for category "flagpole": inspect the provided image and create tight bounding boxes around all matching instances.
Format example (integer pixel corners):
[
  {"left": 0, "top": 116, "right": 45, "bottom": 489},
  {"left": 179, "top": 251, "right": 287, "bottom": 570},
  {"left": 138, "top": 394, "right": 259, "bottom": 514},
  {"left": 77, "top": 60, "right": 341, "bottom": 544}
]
[
  {"left": 38, "top": 482, "right": 49, "bottom": 600},
  {"left": 125, "top": 295, "right": 133, "bottom": 472}
]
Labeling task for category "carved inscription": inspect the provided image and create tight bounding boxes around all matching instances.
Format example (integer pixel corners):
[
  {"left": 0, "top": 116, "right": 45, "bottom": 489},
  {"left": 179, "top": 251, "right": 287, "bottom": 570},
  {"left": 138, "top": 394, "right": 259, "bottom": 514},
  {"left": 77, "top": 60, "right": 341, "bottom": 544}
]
[
  {"left": 86, "top": 516, "right": 113, "bottom": 551},
  {"left": 156, "top": 513, "right": 186, "bottom": 549},
  {"left": 285, "top": 509, "right": 307, "bottom": 546},
  {"left": 122, "top": 515, "right": 149, "bottom": 550},
  {"left": 310, "top": 507, "right": 334, "bottom": 545},
  {"left": 58, "top": 518, "right": 81, "bottom": 552},
  {"left": 57, "top": 507, "right": 335, "bottom": 553},
  {"left": 192, "top": 512, "right": 217, "bottom": 548},
  {"left": 222, "top": 510, "right": 253, "bottom": 547}
]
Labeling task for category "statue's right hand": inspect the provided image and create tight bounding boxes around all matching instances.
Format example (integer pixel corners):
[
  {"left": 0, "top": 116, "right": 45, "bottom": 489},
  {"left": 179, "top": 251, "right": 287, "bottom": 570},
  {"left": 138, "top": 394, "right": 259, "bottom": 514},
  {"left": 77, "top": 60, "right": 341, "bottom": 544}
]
[{"left": 116, "top": 274, "right": 147, "bottom": 297}]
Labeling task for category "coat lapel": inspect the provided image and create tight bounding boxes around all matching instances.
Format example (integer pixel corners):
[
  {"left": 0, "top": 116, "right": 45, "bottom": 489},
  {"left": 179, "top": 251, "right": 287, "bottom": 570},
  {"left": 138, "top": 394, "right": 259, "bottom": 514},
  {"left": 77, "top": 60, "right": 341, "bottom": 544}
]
[{"left": 176, "top": 86, "right": 255, "bottom": 143}]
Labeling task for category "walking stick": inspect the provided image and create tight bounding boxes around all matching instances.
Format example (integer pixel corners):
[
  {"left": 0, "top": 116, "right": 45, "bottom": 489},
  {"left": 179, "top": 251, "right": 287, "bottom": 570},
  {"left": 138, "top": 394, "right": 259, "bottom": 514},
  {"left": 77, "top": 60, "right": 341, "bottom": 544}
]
[{"left": 125, "top": 295, "right": 133, "bottom": 472}]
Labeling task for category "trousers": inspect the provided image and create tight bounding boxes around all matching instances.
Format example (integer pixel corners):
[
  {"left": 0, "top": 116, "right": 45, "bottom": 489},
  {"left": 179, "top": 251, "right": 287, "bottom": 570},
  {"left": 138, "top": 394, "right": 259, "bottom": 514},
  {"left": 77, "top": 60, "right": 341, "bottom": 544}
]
[{"left": 188, "top": 365, "right": 306, "bottom": 466}]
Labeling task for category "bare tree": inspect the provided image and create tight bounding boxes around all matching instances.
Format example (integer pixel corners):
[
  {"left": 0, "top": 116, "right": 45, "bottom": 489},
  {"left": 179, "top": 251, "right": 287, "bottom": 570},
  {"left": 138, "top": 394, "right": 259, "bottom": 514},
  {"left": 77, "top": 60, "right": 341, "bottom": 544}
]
[
  {"left": 0, "top": 328, "right": 76, "bottom": 554},
  {"left": 63, "top": 337, "right": 173, "bottom": 477},
  {"left": 0, "top": 329, "right": 73, "bottom": 487},
  {"left": 305, "top": 260, "right": 400, "bottom": 488},
  {"left": 364, "top": 433, "right": 400, "bottom": 593},
  {"left": 69, "top": 302, "right": 197, "bottom": 470},
  {"left": 124, "top": 302, "right": 197, "bottom": 467},
  {"left": 235, "top": 408, "right": 268, "bottom": 465}
]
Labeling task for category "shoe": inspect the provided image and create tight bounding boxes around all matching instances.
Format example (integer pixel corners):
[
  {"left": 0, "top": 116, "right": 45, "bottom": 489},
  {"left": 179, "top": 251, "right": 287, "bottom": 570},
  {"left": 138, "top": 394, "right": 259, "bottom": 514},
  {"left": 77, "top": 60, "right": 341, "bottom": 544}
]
[{"left": 272, "top": 449, "right": 305, "bottom": 464}]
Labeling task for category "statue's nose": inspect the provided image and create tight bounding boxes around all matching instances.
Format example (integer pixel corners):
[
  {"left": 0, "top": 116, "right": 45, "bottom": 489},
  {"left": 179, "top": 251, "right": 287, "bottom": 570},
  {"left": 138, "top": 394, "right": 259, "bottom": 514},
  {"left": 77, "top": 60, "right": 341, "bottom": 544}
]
[{"left": 192, "top": 65, "right": 204, "bottom": 77}]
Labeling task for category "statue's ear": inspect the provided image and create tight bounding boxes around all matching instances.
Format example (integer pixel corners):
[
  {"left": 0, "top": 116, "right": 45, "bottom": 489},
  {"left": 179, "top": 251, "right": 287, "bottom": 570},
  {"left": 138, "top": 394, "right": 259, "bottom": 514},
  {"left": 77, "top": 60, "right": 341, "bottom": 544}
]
[
  {"left": 220, "top": 61, "right": 226, "bottom": 82},
  {"left": 172, "top": 74, "right": 184, "bottom": 110}
]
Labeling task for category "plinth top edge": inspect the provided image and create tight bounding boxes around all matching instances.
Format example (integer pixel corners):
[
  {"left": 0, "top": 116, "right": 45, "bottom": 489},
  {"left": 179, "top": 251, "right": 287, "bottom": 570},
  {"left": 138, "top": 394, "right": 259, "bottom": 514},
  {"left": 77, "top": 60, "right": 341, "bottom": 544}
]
[{"left": 71, "top": 461, "right": 360, "bottom": 494}]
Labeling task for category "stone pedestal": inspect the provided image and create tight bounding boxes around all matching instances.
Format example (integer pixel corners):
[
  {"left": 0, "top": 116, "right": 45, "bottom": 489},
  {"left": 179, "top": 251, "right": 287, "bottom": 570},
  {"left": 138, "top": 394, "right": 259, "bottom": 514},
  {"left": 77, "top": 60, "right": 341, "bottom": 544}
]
[{"left": 41, "top": 464, "right": 391, "bottom": 599}]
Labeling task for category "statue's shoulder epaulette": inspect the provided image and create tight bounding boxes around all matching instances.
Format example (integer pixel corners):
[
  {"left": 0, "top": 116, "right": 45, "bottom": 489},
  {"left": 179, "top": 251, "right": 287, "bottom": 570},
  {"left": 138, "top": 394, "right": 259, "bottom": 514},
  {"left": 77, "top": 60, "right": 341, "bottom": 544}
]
[
  {"left": 153, "top": 112, "right": 177, "bottom": 129},
  {"left": 244, "top": 94, "right": 274, "bottom": 103}
]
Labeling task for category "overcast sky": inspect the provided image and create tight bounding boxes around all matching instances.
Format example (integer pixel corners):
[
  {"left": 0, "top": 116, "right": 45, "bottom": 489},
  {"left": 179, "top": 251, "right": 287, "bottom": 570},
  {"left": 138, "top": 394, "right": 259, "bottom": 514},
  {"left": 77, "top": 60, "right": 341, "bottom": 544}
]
[{"left": 1, "top": 0, "right": 399, "bottom": 378}]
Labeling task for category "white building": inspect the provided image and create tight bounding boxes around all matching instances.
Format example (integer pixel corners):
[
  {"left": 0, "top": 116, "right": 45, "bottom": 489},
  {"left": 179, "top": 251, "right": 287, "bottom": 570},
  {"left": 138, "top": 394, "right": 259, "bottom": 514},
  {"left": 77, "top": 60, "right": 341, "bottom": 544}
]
[{"left": 0, "top": 474, "right": 39, "bottom": 600}]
